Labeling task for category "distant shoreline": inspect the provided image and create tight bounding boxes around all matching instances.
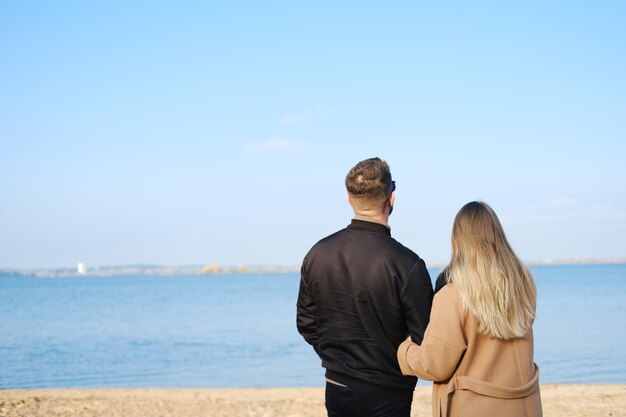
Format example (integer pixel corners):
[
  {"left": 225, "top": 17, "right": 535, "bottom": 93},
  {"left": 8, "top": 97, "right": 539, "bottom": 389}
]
[
  {"left": 430, "top": 257, "right": 626, "bottom": 269},
  {"left": 1, "top": 258, "right": 625, "bottom": 278}
]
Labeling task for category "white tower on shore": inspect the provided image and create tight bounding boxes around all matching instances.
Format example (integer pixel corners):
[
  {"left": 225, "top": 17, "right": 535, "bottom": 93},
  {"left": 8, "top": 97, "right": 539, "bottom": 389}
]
[{"left": 77, "top": 262, "right": 86, "bottom": 275}]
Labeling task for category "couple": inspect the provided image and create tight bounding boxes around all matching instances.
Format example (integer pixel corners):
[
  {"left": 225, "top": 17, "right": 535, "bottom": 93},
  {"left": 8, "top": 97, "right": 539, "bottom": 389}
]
[{"left": 297, "top": 157, "right": 542, "bottom": 417}]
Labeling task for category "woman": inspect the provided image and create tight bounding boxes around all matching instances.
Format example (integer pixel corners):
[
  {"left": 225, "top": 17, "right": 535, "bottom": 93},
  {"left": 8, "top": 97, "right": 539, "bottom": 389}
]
[{"left": 398, "top": 201, "right": 542, "bottom": 417}]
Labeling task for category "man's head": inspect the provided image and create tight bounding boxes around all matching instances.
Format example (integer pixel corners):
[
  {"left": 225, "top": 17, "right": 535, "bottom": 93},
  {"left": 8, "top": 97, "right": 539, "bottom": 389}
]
[{"left": 345, "top": 157, "right": 395, "bottom": 216}]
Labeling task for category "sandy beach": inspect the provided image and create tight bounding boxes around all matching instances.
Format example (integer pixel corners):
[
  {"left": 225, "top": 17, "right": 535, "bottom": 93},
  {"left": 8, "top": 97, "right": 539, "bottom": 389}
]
[{"left": 0, "top": 385, "right": 624, "bottom": 417}]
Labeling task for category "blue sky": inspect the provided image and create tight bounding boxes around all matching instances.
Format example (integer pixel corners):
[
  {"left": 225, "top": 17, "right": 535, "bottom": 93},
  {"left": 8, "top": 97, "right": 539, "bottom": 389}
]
[{"left": 1, "top": 1, "right": 625, "bottom": 269}]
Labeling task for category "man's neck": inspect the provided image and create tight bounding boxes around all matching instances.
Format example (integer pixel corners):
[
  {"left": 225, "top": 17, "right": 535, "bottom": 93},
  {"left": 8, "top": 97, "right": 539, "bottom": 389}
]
[{"left": 353, "top": 213, "right": 390, "bottom": 228}]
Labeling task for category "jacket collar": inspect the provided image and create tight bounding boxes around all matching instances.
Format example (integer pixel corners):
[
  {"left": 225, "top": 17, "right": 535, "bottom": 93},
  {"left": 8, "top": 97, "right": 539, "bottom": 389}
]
[{"left": 347, "top": 219, "right": 392, "bottom": 236}]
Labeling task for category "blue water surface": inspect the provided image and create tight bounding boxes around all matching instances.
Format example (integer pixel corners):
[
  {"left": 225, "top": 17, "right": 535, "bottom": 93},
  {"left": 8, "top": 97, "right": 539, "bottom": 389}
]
[
  {"left": 0, "top": 264, "right": 625, "bottom": 388},
  {"left": 532, "top": 264, "right": 626, "bottom": 383}
]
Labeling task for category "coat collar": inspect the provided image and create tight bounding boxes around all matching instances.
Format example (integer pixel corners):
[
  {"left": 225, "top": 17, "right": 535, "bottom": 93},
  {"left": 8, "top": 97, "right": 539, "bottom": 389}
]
[{"left": 347, "top": 218, "right": 392, "bottom": 236}]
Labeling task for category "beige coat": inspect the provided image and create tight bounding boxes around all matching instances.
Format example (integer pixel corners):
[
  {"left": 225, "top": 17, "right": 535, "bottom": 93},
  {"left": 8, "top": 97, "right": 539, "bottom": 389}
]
[{"left": 397, "top": 284, "right": 542, "bottom": 417}]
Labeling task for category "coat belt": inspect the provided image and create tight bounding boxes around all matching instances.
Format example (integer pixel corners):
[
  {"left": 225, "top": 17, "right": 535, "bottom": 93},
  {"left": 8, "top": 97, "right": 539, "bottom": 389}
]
[{"left": 439, "top": 364, "right": 540, "bottom": 416}]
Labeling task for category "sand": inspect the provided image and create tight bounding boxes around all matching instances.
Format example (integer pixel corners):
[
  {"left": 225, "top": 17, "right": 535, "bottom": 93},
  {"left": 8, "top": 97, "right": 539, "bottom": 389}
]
[{"left": 0, "top": 385, "right": 624, "bottom": 417}]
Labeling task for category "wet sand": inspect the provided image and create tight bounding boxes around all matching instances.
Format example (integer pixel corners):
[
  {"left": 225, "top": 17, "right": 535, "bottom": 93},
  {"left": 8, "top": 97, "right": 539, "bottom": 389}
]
[{"left": 1, "top": 385, "right": 624, "bottom": 417}]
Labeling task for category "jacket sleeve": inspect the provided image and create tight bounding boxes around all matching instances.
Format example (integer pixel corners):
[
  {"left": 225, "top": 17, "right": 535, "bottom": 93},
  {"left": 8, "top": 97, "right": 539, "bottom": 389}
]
[
  {"left": 296, "top": 261, "right": 318, "bottom": 353},
  {"left": 397, "top": 285, "right": 467, "bottom": 382},
  {"left": 400, "top": 258, "right": 434, "bottom": 345}
]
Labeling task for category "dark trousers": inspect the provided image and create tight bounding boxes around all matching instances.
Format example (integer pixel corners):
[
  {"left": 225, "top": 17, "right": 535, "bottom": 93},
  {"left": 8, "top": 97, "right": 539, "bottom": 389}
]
[{"left": 325, "top": 382, "right": 412, "bottom": 417}]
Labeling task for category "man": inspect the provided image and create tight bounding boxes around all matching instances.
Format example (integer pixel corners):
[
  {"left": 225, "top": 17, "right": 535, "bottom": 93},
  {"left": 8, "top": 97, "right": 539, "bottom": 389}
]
[{"left": 297, "top": 157, "right": 434, "bottom": 417}]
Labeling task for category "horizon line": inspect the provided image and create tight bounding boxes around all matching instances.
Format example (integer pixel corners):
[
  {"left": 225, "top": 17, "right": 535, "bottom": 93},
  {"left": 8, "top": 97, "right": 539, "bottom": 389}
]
[{"left": 2, "top": 257, "right": 626, "bottom": 274}]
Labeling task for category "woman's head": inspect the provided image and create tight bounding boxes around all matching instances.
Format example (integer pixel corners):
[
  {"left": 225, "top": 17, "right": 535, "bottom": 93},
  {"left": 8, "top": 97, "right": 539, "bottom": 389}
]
[
  {"left": 451, "top": 201, "right": 509, "bottom": 260},
  {"left": 448, "top": 201, "right": 537, "bottom": 339}
]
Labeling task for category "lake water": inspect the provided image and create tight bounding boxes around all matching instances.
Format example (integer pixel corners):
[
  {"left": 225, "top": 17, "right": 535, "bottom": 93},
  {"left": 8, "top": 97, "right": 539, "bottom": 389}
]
[{"left": 1, "top": 264, "right": 625, "bottom": 388}]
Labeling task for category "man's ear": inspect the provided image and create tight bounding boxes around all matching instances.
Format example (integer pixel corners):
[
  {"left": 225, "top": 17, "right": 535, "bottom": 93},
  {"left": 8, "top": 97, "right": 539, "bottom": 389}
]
[{"left": 388, "top": 192, "right": 395, "bottom": 208}]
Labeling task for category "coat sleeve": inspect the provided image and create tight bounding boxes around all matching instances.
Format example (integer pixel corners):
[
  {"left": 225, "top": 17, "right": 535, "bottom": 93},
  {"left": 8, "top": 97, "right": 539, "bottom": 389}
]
[
  {"left": 296, "top": 261, "right": 318, "bottom": 353},
  {"left": 400, "top": 258, "right": 434, "bottom": 345},
  {"left": 397, "top": 285, "right": 467, "bottom": 382}
]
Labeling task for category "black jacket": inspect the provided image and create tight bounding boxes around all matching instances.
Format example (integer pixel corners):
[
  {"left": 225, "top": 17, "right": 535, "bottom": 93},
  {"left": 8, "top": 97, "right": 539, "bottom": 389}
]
[{"left": 297, "top": 219, "right": 434, "bottom": 401}]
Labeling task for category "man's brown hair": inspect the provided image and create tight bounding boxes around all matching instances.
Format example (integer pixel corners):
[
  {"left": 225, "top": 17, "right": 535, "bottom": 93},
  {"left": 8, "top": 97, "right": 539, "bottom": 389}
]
[{"left": 345, "top": 157, "right": 394, "bottom": 211}]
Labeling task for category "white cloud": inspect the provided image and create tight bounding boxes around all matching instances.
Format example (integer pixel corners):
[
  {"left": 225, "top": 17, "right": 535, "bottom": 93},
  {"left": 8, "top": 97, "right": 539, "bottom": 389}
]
[
  {"left": 277, "top": 113, "right": 308, "bottom": 127},
  {"left": 497, "top": 197, "right": 626, "bottom": 261},
  {"left": 244, "top": 138, "right": 310, "bottom": 153},
  {"left": 276, "top": 106, "right": 327, "bottom": 127},
  {"left": 504, "top": 198, "right": 626, "bottom": 227}
]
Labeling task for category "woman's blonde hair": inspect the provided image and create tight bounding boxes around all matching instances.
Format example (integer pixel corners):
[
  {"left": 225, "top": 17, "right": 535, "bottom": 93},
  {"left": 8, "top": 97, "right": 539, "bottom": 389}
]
[{"left": 446, "top": 201, "right": 537, "bottom": 339}]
